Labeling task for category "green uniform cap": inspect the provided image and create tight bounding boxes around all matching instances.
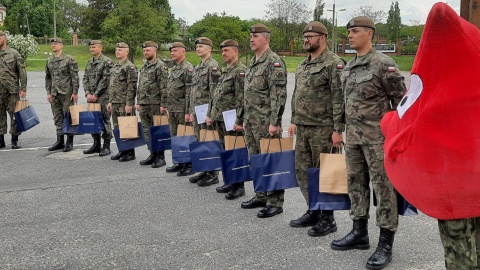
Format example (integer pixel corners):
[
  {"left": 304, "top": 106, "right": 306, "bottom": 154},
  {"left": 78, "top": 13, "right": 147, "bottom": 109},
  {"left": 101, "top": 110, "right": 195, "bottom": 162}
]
[
  {"left": 116, "top": 42, "right": 129, "bottom": 48},
  {"left": 0, "top": 30, "right": 5, "bottom": 36},
  {"left": 168, "top": 42, "right": 186, "bottom": 51},
  {"left": 347, "top": 16, "right": 376, "bottom": 30},
  {"left": 50, "top": 37, "right": 63, "bottom": 43},
  {"left": 142, "top": 41, "right": 158, "bottom": 49},
  {"left": 219, "top": 39, "right": 239, "bottom": 48},
  {"left": 250, "top": 23, "right": 270, "bottom": 33},
  {"left": 303, "top": 21, "right": 328, "bottom": 35},
  {"left": 88, "top": 40, "right": 102, "bottom": 46},
  {"left": 195, "top": 37, "right": 213, "bottom": 47}
]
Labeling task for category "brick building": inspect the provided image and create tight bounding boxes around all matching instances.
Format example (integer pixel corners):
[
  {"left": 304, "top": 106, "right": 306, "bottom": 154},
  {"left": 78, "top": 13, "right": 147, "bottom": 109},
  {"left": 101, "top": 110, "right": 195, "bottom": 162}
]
[{"left": 461, "top": 0, "right": 480, "bottom": 28}]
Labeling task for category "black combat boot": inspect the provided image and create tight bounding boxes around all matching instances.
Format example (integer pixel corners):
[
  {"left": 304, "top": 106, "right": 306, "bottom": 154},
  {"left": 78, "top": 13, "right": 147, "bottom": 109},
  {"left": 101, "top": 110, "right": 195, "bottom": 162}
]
[
  {"left": 177, "top": 163, "right": 194, "bottom": 176},
  {"left": 189, "top": 171, "right": 207, "bottom": 183},
  {"left": 225, "top": 183, "right": 245, "bottom": 200},
  {"left": 63, "top": 135, "right": 74, "bottom": 152},
  {"left": 140, "top": 151, "right": 156, "bottom": 166},
  {"left": 365, "top": 229, "right": 395, "bottom": 270},
  {"left": 290, "top": 210, "right": 322, "bottom": 228},
  {"left": 166, "top": 163, "right": 184, "bottom": 173},
  {"left": 99, "top": 139, "right": 111, "bottom": 157},
  {"left": 151, "top": 151, "right": 166, "bottom": 168},
  {"left": 111, "top": 150, "right": 124, "bottom": 160},
  {"left": 11, "top": 135, "right": 20, "bottom": 149},
  {"left": 197, "top": 171, "right": 219, "bottom": 186},
  {"left": 48, "top": 135, "right": 64, "bottom": 151},
  {"left": 119, "top": 148, "right": 136, "bottom": 162},
  {"left": 308, "top": 210, "right": 338, "bottom": 236},
  {"left": 331, "top": 218, "right": 370, "bottom": 250},
  {"left": 84, "top": 134, "right": 101, "bottom": 154},
  {"left": 216, "top": 184, "right": 233, "bottom": 193},
  {"left": 0, "top": 135, "right": 5, "bottom": 148}
]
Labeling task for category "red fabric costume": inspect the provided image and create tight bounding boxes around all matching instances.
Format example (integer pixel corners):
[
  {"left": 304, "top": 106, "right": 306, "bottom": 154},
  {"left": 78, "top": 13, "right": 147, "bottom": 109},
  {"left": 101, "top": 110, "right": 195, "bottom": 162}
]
[{"left": 381, "top": 2, "right": 480, "bottom": 220}]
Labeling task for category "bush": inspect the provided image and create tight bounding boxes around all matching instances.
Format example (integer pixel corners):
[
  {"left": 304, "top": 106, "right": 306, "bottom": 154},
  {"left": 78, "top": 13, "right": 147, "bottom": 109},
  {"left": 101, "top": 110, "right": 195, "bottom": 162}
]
[{"left": 6, "top": 34, "right": 39, "bottom": 60}]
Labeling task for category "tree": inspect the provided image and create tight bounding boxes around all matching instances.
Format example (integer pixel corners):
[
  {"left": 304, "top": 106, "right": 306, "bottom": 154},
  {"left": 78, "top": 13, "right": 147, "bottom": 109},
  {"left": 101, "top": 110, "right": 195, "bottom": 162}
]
[
  {"left": 265, "top": 0, "right": 312, "bottom": 50},
  {"left": 350, "top": 5, "right": 387, "bottom": 24},
  {"left": 386, "top": 1, "right": 401, "bottom": 43},
  {"left": 81, "top": 0, "right": 115, "bottom": 39},
  {"left": 313, "top": 0, "right": 325, "bottom": 21},
  {"left": 102, "top": 0, "right": 176, "bottom": 62},
  {"left": 61, "top": 0, "right": 87, "bottom": 33},
  {"left": 6, "top": 34, "right": 39, "bottom": 60}
]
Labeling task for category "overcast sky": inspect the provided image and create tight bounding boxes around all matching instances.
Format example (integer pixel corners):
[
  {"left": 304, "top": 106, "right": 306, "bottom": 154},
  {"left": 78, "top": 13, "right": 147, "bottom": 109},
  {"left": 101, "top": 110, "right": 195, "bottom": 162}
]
[{"left": 170, "top": 0, "right": 460, "bottom": 26}]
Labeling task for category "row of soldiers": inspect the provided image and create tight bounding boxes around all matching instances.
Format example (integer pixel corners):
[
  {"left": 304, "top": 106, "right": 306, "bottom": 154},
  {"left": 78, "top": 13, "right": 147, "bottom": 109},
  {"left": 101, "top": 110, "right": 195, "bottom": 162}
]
[{"left": 0, "top": 17, "right": 466, "bottom": 269}]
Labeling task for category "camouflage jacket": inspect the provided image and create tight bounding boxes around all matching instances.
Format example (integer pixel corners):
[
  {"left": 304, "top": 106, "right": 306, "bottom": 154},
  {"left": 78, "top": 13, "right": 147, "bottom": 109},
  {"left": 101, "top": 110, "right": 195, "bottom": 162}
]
[
  {"left": 187, "top": 56, "right": 221, "bottom": 114},
  {"left": 108, "top": 59, "right": 138, "bottom": 106},
  {"left": 244, "top": 48, "right": 287, "bottom": 126},
  {"left": 342, "top": 48, "right": 406, "bottom": 144},
  {"left": 292, "top": 49, "right": 345, "bottom": 131},
  {"left": 45, "top": 53, "right": 80, "bottom": 96},
  {"left": 207, "top": 60, "right": 246, "bottom": 124},
  {"left": 137, "top": 58, "right": 168, "bottom": 105},
  {"left": 83, "top": 54, "right": 113, "bottom": 98},
  {"left": 161, "top": 59, "right": 193, "bottom": 113},
  {"left": 0, "top": 48, "right": 27, "bottom": 94}
]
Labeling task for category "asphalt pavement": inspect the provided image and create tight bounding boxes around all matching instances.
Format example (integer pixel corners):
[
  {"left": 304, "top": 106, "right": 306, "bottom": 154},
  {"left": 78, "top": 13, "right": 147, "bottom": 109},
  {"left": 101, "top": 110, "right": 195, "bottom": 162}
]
[{"left": 0, "top": 71, "right": 446, "bottom": 270}]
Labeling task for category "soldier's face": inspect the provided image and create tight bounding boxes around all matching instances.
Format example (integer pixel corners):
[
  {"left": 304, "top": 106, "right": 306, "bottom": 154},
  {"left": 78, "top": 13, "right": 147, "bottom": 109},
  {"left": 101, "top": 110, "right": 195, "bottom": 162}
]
[
  {"left": 89, "top": 45, "right": 102, "bottom": 57},
  {"left": 221, "top": 46, "right": 238, "bottom": 65},
  {"left": 303, "top": 31, "right": 322, "bottom": 53},
  {"left": 170, "top": 47, "right": 185, "bottom": 62},
  {"left": 50, "top": 42, "right": 63, "bottom": 53},
  {"left": 196, "top": 44, "right": 211, "bottom": 58},
  {"left": 250, "top": 33, "right": 268, "bottom": 52},
  {"left": 143, "top": 47, "right": 157, "bottom": 61},
  {"left": 348, "top": 27, "right": 372, "bottom": 50},
  {"left": 0, "top": 35, "right": 6, "bottom": 49},
  {"left": 115, "top": 48, "right": 129, "bottom": 60}
]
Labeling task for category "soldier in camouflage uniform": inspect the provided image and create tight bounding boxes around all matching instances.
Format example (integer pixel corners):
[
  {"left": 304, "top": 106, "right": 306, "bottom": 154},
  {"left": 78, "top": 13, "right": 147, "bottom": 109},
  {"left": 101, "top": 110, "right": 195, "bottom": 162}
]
[
  {"left": 107, "top": 42, "right": 138, "bottom": 162},
  {"left": 240, "top": 24, "right": 287, "bottom": 219},
  {"left": 186, "top": 37, "right": 222, "bottom": 184},
  {"left": 330, "top": 17, "right": 406, "bottom": 270},
  {"left": 161, "top": 42, "right": 194, "bottom": 174},
  {"left": 205, "top": 39, "right": 246, "bottom": 200},
  {"left": 0, "top": 30, "right": 27, "bottom": 149},
  {"left": 45, "top": 37, "right": 80, "bottom": 152},
  {"left": 82, "top": 40, "right": 113, "bottom": 157},
  {"left": 287, "top": 22, "right": 345, "bottom": 236},
  {"left": 136, "top": 41, "right": 168, "bottom": 168},
  {"left": 438, "top": 218, "right": 480, "bottom": 269}
]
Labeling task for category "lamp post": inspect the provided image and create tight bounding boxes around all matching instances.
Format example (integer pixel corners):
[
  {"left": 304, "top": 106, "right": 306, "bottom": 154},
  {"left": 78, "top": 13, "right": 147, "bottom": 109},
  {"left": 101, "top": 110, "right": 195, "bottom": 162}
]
[
  {"left": 335, "top": 9, "right": 346, "bottom": 53},
  {"left": 53, "top": 0, "right": 57, "bottom": 38},
  {"left": 328, "top": 5, "right": 346, "bottom": 53}
]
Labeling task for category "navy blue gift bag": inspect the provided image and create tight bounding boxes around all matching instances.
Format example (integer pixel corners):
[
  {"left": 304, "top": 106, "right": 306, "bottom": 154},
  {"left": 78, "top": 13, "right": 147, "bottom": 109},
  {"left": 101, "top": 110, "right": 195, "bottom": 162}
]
[
  {"left": 78, "top": 111, "right": 104, "bottom": 134},
  {"left": 373, "top": 190, "right": 418, "bottom": 216},
  {"left": 14, "top": 105, "right": 40, "bottom": 132},
  {"left": 307, "top": 168, "right": 351, "bottom": 210},
  {"left": 171, "top": 135, "right": 196, "bottom": 164},
  {"left": 221, "top": 147, "right": 251, "bottom": 184},
  {"left": 251, "top": 150, "right": 298, "bottom": 192},
  {"left": 190, "top": 140, "right": 223, "bottom": 172},
  {"left": 62, "top": 112, "right": 84, "bottom": 135},
  {"left": 113, "top": 122, "right": 146, "bottom": 151},
  {"left": 149, "top": 125, "right": 171, "bottom": 151}
]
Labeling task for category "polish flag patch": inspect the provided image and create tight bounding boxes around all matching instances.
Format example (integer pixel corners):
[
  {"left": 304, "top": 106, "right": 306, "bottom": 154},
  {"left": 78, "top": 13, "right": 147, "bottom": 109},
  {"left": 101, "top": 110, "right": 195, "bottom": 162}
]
[
  {"left": 388, "top": 66, "right": 396, "bottom": 72},
  {"left": 239, "top": 72, "right": 245, "bottom": 77},
  {"left": 274, "top": 63, "right": 281, "bottom": 67},
  {"left": 337, "top": 64, "right": 344, "bottom": 69},
  {"left": 188, "top": 69, "right": 194, "bottom": 72},
  {"left": 212, "top": 67, "right": 218, "bottom": 71}
]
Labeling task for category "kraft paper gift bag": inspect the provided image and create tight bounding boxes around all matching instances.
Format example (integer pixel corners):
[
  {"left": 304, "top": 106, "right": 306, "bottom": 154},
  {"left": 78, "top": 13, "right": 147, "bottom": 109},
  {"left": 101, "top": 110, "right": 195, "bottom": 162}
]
[
  {"left": 319, "top": 148, "right": 348, "bottom": 194},
  {"left": 224, "top": 134, "right": 246, "bottom": 150},
  {"left": 308, "top": 168, "right": 351, "bottom": 211},
  {"left": 153, "top": 115, "right": 169, "bottom": 126},
  {"left": 69, "top": 104, "right": 84, "bottom": 126},
  {"left": 260, "top": 137, "right": 294, "bottom": 153},
  {"left": 220, "top": 147, "right": 251, "bottom": 185},
  {"left": 118, "top": 115, "right": 139, "bottom": 139}
]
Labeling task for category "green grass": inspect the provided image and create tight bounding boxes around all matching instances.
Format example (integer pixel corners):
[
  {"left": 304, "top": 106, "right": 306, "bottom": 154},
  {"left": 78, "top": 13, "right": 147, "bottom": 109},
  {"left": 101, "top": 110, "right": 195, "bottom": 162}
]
[{"left": 26, "top": 45, "right": 414, "bottom": 72}]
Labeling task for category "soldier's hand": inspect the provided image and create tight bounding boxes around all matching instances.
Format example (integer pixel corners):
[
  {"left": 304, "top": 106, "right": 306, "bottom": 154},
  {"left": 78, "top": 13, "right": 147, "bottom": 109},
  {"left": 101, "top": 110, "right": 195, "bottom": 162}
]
[
  {"left": 19, "top": 91, "right": 26, "bottom": 98},
  {"left": 90, "top": 95, "right": 98, "bottom": 103},
  {"left": 86, "top": 94, "right": 93, "bottom": 102},
  {"left": 332, "top": 132, "right": 344, "bottom": 147},
  {"left": 269, "top": 124, "right": 280, "bottom": 136},
  {"left": 288, "top": 124, "right": 297, "bottom": 138},
  {"left": 160, "top": 107, "right": 167, "bottom": 113},
  {"left": 233, "top": 123, "right": 243, "bottom": 131},
  {"left": 185, "top": 114, "right": 191, "bottom": 122},
  {"left": 47, "top": 94, "right": 53, "bottom": 104},
  {"left": 71, "top": 93, "right": 78, "bottom": 103},
  {"left": 206, "top": 116, "right": 213, "bottom": 126},
  {"left": 107, "top": 103, "right": 112, "bottom": 112},
  {"left": 125, "top": 105, "right": 133, "bottom": 114},
  {"left": 135, "top": 105, "right": 140, "bottom": 111}
]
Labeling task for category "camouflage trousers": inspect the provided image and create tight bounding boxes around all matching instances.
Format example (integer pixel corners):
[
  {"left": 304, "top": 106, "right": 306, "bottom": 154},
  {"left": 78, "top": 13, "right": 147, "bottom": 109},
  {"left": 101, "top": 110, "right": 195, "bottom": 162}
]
[
  {"left": 51, "top": 93, "right": 74, "bottom": 135},
  {"left": 345, "top": 143, "right": 398, "bottom": 231},
  {"left": 168, "top": 111, "right": 186, "bottom": 138},
  {"left": 245, "top": 122, "right": 284, "bottom": 208},
  {"left": 139, "top": 104, "right": 161, "bottom": 151},
  {"left": 88, "top": 96, "right": 112, "bottom": 140},
  {"left": 111, "top": 103, "right": 126, "bottom": 129},
  {"left": 0, "top": 90, "right": 21, "bottom": 136},
  {"left": 438, "top": 217, "right": 480, "bottom": 270},
  {"left": 295, "top": 125, "right": 333, "bottom": 203}
]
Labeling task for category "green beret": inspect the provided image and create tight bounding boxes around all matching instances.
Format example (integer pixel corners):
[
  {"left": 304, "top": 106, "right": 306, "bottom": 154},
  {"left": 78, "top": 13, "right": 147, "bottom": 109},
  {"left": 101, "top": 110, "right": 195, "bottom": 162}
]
[
  {"left": 116, "top": 42, "right": 129, "bottom": 48},
  {"left": 303, "top": 21, "right": 328, "bottom": 35},
  {"left": 347, "top": 16, "right": 376, "bottom": 30},
  {"left": 169, "top": 42, "right": 186, "bottom": 51},
  {"left": 142, "top": 41, "right": 158, "bottom": 49},
  {"left": 0, "top": 30, "right": 5, "bottom": 36},
  {"left": 88, "top": 40, "right": 102, "bottom": 46},
  {"left": 50, "top": 37, "right": 63, "bottom": 44},
  {"left": 219, "top": 39, "right": 239, "bottom": 48},
  {"left": 250, "top": 23, "right": 270, "bottom": 33},
  {"left": 195, "top": 37, "right": 213, "bottom": 47}
]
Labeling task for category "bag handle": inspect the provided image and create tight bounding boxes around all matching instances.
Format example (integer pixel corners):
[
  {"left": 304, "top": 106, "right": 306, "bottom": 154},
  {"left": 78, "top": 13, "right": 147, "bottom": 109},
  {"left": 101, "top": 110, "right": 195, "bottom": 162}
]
[
  {"left": 201, "top": 125, "right": 218, "bottom": 141},
  {"left": 159, "top": 113, "right": 169, "bottom": 125},
  {"left": 329, "top": 144, "right": 344, "bottom": 154},
  {"left": 265, "top": 136, "right": 282, "bottom": 154}
]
